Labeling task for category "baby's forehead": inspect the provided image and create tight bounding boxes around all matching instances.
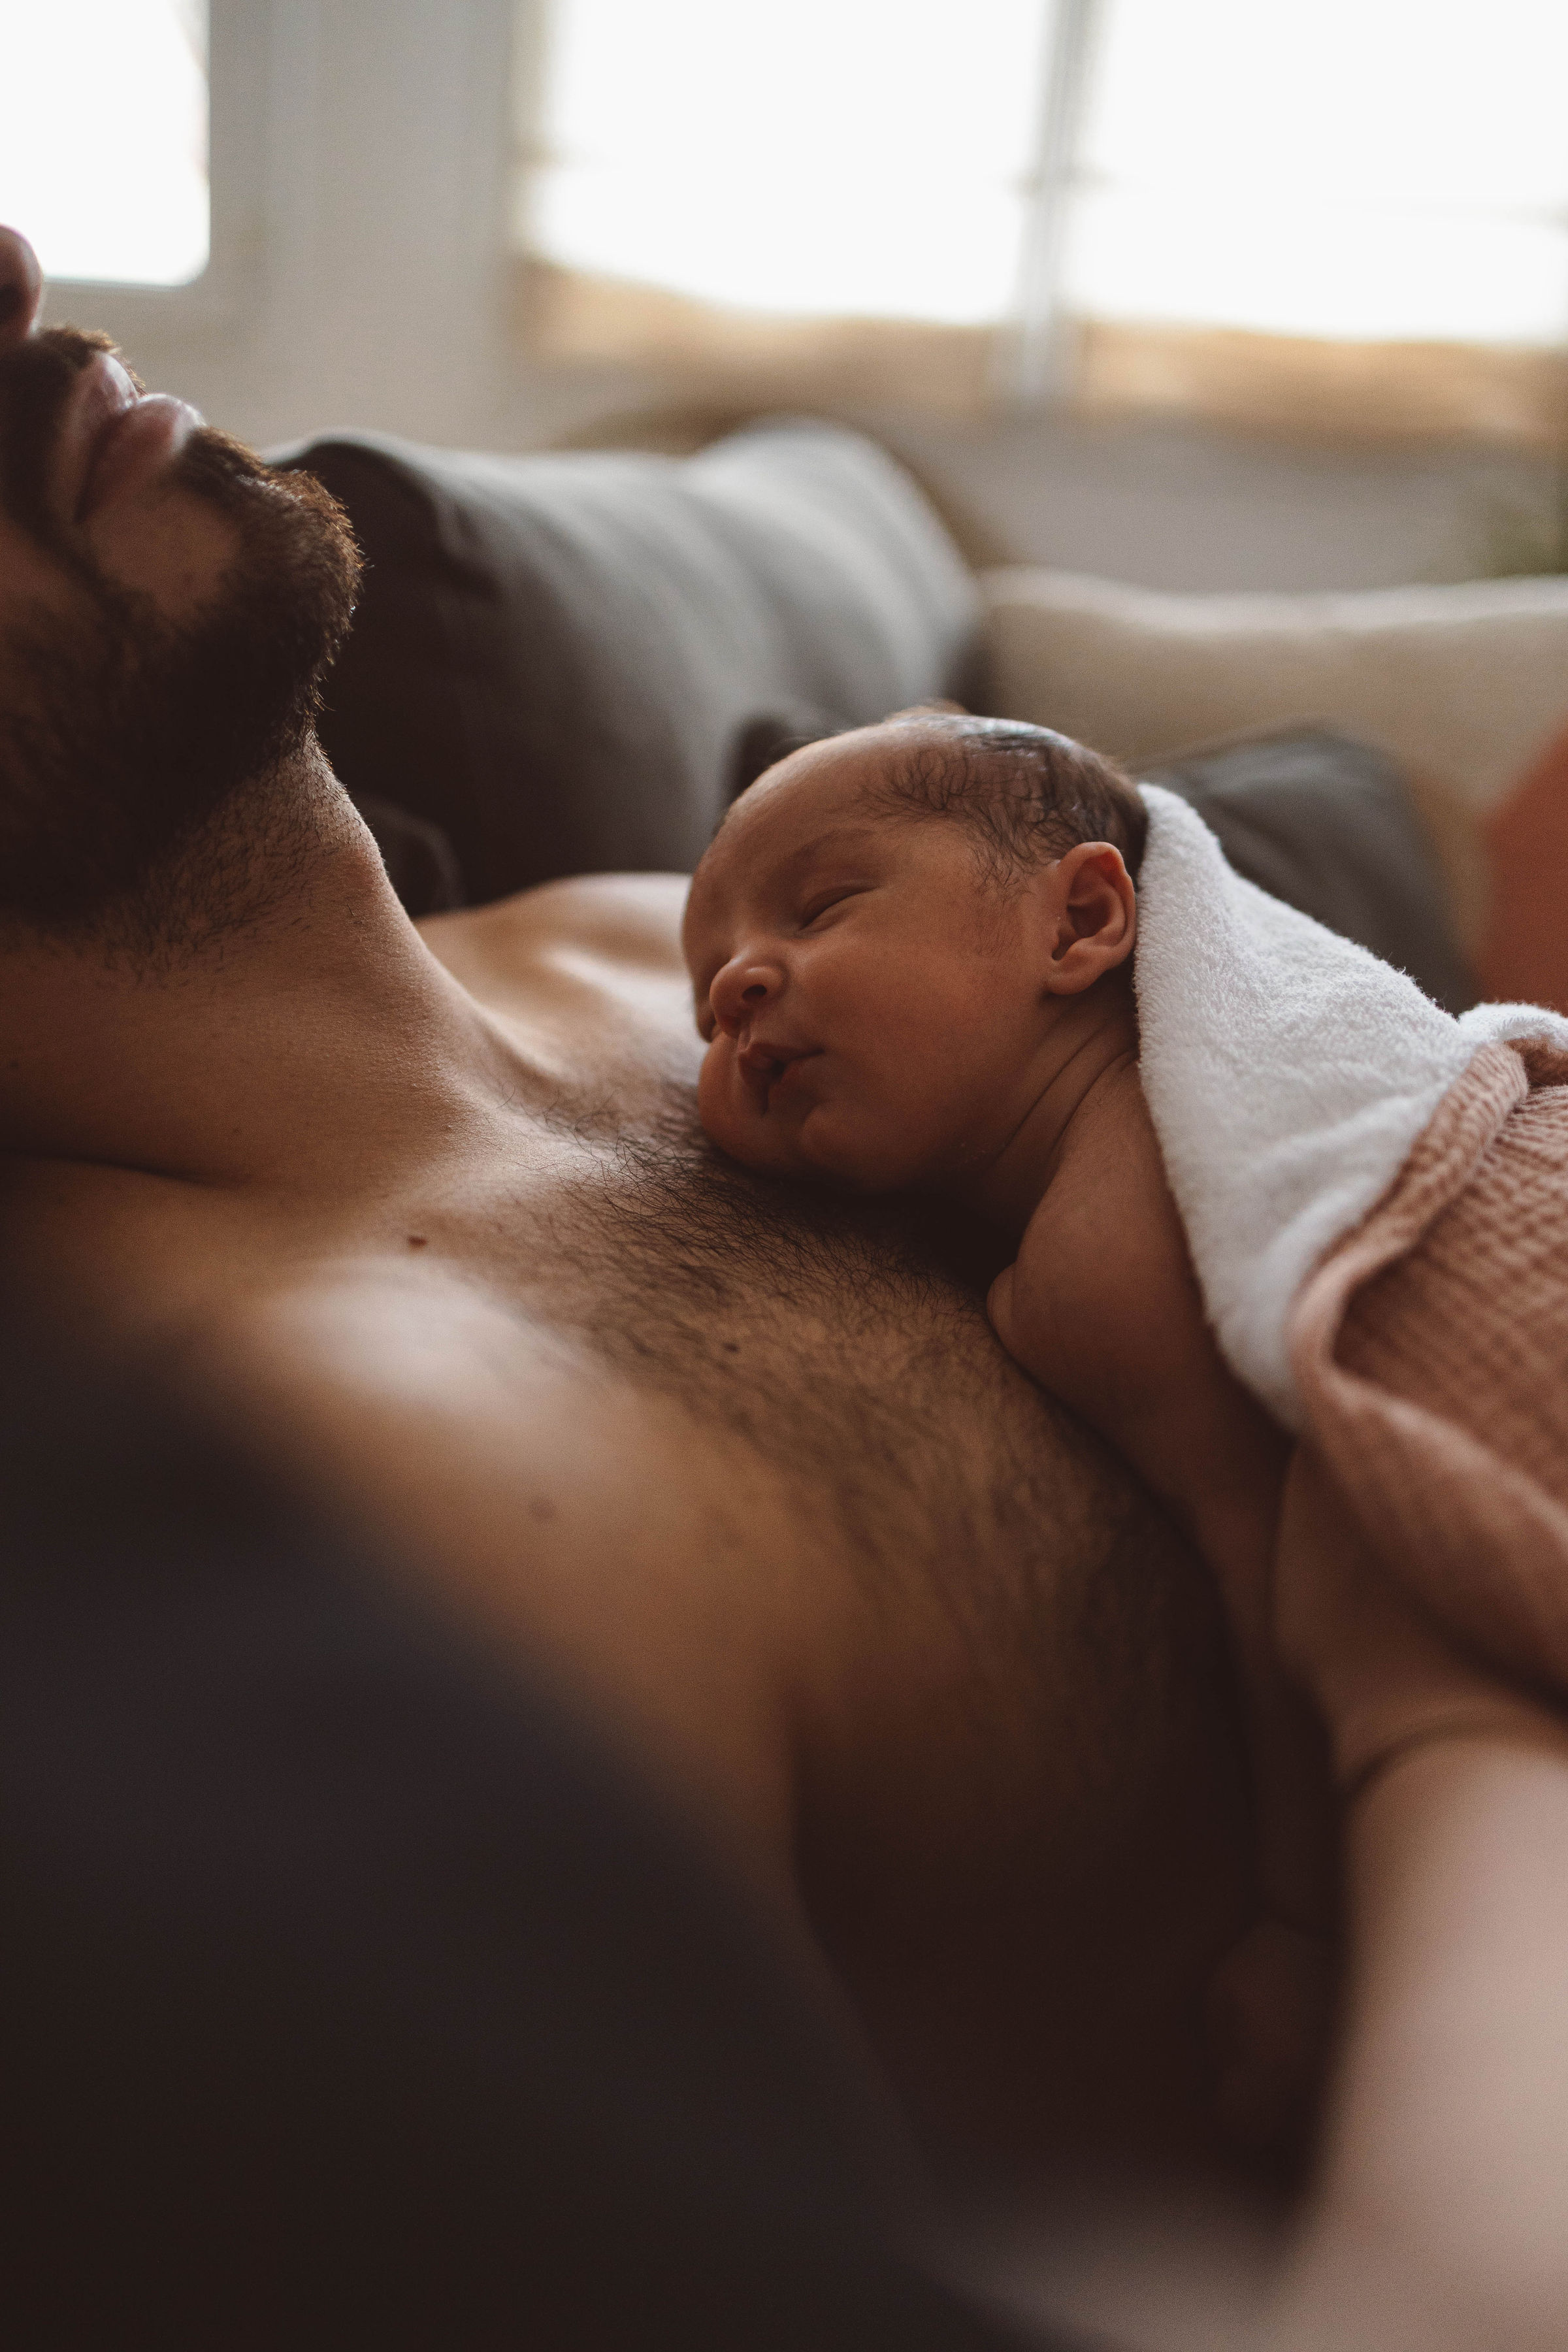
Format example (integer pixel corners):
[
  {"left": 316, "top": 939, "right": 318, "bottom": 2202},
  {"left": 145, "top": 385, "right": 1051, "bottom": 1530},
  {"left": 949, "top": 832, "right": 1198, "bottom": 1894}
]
[
  {"left": 691, "top": 727, "right": 966, "bottom": 923},
  {"left": 733, "top": 729, "right": 946, "bottom": 847}
]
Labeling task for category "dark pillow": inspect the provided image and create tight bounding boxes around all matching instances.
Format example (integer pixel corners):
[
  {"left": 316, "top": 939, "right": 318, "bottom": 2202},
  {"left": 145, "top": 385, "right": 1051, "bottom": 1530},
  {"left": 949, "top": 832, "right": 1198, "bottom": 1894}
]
[
  {"left": 353, "top": 792, "right": 465, "bottom": 915},
  {"left": 1140, "top": 727, "right": 1478, "bottom": 1014},
  {"left": 273, "top": 420, "right": 980, "bottom": 910}
]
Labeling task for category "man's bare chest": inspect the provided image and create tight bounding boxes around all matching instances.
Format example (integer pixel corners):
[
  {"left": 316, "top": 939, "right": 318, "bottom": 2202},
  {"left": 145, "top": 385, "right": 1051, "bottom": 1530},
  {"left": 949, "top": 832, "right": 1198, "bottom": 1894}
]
[
  {"left": 444, "top": 1094, "right": 1127, "bottom": 1593},
  {"left": 6, "top": 1085, "right": 1133, "bottom": 1674},
  {"left": 5, "top": 1086, "right": 1238, "bottom": 2173}
]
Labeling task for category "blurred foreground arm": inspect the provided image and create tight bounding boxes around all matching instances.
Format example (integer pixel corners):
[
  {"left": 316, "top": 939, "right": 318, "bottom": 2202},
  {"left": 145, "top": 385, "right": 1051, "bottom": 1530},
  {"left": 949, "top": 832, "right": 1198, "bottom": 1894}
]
[{"left": 1269, "top": 1451, "right": 1568, "bottom": 2352}]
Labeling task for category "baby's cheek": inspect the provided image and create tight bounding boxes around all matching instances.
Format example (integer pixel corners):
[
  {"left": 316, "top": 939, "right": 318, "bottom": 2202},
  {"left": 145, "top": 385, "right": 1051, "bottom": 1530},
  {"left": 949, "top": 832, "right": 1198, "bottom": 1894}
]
[
  {"left": 696, "top": 1041, "right": 742, "bottom": 1151},
  {"left": 985, "top": 1257, "right": 1058, "bottom": 1387},
  {"left": 985, "top": 1262, "right": 1017, "bottom": 1348},
  {"left": 696, "top": 1040, "right": 776, "bottom": 1171}
]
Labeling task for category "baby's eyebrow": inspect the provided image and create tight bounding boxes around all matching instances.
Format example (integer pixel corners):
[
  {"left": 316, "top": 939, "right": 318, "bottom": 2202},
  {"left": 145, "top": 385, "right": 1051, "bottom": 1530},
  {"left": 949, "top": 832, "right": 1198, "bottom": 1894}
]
[{"left": 768, "top": 823, "right": 879, "bottom": 885}]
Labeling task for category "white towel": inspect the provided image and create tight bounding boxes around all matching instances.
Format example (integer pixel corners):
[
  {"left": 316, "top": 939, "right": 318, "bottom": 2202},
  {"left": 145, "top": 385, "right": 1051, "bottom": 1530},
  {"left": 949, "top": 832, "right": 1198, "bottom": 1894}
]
[{"left": 1134, "top": 784, "right": 1568, "bottom": 1429}]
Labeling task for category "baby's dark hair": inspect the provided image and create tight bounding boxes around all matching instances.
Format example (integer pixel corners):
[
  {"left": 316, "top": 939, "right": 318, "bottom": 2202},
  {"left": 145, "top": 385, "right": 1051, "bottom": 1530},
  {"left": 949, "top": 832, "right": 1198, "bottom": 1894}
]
[{"left": 865, "top": 713, "right": 1147, "bottom": 884}]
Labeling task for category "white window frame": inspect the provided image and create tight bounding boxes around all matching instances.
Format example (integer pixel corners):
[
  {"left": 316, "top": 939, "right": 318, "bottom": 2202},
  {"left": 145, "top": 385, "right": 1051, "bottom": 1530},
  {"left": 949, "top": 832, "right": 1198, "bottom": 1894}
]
[{"left": 38, "top": 0, "right": 270, "bottom": 338}]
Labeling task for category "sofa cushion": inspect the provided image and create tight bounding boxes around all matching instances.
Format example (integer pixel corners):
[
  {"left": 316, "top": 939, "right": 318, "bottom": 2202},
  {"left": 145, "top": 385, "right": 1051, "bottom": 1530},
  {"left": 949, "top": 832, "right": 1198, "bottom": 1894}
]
[
  {"left": 1143, "top": 728, "right": 1477, "bottom": 1014},
  {"left": 1476, "top": 717, "right": 1568, "bottom": 1013},
  {"left": 981, "top": 567, "right": 1568, "bottom": 811},
  {"left": 275, "top": 420, "right": 981, "bottom": 907}
]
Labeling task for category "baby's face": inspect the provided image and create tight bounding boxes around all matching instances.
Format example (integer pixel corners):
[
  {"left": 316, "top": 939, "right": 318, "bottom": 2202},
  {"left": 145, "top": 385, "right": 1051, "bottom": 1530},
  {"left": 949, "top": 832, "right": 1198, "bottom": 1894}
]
[{"left": 682, "top": 727, "right": 1056, "bottom": 1191}]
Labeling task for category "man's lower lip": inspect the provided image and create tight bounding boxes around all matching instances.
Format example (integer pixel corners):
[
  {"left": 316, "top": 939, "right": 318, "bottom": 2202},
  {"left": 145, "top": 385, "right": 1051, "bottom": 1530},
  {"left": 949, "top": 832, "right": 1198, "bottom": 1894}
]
[{"left": 78, "top": 394, "right": 201, "bottom": 522}]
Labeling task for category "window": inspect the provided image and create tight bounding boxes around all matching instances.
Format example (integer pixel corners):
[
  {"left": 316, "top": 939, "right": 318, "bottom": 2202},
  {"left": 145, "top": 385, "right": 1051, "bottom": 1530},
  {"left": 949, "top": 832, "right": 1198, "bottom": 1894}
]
[
  {"left": 524, "top": 0, "right": 1044, "bottom": 328},
  {"left": 517, "top": 0, "right": 1568, "bottom": 440},
  {"left": 1070, "top": 0, "right": 1568, "bottom": 350},
  {"left": 0, "top": 0, "right": 209, "bottom": 288}
]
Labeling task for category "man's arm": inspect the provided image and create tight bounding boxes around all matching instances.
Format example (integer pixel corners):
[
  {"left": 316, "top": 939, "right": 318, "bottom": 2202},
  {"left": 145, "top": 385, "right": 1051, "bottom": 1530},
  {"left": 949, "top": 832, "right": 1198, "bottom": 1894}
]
[{"left": 1271, "top": 1452, "right": 1568, "bottom": 2351}]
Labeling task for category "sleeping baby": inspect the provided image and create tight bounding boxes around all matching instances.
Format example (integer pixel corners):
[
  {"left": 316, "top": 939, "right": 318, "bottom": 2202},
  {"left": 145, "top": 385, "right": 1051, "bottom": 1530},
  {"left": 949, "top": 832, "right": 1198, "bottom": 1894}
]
[
  {"left": 680, "top": 707, "right": 1339, "bottom": 2133},
  {"left": 683, "top": 702, "right": 1568, "bottom": 2146},
  {"left": 682, "top": 710, "right": 1284, "bottom": 1537},
  {"left": 681, "top": 708, "right": 1296, "bottom": 1654}
]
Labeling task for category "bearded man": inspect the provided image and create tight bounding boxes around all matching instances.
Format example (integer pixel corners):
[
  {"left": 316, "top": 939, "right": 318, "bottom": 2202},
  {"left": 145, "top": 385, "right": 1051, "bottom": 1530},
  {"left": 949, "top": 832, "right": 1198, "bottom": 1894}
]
[{"left": 0, "top": 221, "right": 1266, "bottom": 2213}]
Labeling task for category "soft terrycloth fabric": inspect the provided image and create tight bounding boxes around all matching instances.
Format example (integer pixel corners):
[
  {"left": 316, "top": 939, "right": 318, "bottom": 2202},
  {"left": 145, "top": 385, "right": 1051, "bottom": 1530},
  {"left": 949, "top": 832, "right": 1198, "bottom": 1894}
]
[
  {"left": 1288, "top": 1043, "right": 1568, "bottom": 1690},
  {"left": 1134, "top": 785, "right": 1568, "bottom": 1429}
]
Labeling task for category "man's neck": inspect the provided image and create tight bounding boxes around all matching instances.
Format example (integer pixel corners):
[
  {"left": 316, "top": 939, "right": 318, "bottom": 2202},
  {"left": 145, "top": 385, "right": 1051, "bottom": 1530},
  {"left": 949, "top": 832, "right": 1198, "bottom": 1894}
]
[
  {"left": 0, "top": 760, "right": 510, "bottom": 1187},
  {"left": 952, "top": 968, "right": 1141, "bottom": 1234}
]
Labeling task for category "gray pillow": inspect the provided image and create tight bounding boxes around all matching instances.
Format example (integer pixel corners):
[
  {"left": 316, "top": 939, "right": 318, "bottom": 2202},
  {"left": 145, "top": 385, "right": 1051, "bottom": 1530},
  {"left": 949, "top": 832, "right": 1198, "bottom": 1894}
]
[
  {"left": 1141, "top": 727, "right": 1477, "bottom": 1014},
  {"left": 274, "top": 419, "right": 981, "bottom": 909}
]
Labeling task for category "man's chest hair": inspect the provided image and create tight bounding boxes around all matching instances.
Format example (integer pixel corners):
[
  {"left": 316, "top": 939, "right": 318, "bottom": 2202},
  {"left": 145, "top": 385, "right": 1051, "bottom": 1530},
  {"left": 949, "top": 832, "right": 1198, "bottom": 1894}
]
[{"left": 514, "top": 1086, "right": 1145, "bottom": 1631}]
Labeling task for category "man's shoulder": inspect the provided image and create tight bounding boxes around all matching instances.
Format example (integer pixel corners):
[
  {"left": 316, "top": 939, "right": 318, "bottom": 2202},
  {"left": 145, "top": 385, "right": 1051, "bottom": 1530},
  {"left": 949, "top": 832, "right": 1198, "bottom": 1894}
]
[
  {"left": 419, "top": 873, "right": 691, "bottom": 988},
  {"left": 418, "top": 873, "right": 702, "bottom": 1089},
  {"left": 421, "top": 879, "right": 710, "bottom": 1105}
]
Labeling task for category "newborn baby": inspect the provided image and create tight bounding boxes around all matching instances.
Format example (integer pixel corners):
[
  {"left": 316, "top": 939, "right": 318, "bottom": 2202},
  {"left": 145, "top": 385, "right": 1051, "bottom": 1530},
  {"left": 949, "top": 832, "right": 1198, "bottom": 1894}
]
[
  {"left": 682, "top": 710, "right": 1331, "bottom": 2134},
  {"left": 682, "top": 709, "right": 1286, "bottom": 1586}
]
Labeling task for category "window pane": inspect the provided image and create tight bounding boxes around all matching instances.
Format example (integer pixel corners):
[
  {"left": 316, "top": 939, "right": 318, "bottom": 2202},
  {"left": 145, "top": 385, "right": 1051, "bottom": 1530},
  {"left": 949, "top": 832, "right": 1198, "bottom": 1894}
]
[
  {"left": 0, "top": 0, "right": 209, "bottom": 287},
  {"left": 528, "top": 0, "right": 1045, "bottom": 325},
  {"left": 1070, "top": 0, "right": 1568, "bottom": 343}
]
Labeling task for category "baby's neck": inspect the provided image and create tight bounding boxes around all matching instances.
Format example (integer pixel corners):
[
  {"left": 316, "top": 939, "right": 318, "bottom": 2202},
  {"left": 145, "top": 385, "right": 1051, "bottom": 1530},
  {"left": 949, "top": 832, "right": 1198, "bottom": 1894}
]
[{"left": 952, "top": 969, "right": 1141, "bottom": 1235}]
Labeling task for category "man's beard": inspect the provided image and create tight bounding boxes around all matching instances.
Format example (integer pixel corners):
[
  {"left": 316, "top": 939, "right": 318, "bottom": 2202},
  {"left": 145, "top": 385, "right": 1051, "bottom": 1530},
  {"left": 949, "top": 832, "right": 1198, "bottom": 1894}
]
[{"left": 0, "top": 328, "right": 362, "bottom": 947}]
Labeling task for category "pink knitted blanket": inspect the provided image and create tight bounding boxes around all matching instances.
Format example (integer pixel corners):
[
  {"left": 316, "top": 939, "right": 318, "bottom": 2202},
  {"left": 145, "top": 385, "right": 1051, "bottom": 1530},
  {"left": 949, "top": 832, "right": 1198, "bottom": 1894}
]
[{"left": 1288, "top": 1039, "right": 1568, "bottom": 1690}]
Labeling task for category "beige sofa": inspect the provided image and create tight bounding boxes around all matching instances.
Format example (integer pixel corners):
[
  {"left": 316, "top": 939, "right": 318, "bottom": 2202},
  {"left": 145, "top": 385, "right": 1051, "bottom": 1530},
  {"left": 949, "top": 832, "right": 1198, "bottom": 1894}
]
[{"left": 977, "top": 567, "right": 1568, "bottom": 965}]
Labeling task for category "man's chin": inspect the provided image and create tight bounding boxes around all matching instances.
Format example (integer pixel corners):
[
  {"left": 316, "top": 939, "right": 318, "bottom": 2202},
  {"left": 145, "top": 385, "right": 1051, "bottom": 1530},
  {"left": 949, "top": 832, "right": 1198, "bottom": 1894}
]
[{"left": 0, "top": 433, "right": 362, "bottom": 938}]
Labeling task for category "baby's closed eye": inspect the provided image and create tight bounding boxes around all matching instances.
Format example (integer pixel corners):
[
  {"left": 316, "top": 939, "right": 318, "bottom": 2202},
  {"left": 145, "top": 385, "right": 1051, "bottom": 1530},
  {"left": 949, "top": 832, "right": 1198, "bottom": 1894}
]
[{"left": 798, "top": 887, "right": 864, "bottom": 928}]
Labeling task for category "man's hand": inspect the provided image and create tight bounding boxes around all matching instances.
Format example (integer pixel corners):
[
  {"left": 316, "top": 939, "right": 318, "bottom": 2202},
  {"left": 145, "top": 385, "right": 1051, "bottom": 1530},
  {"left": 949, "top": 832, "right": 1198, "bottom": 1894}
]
[
  {"left": 1272, "top": 1448, "right": 1568, "bottom": 2352},
  {"left": 1275, "top": 1448, "right": 1557, "bottom": 1798}
]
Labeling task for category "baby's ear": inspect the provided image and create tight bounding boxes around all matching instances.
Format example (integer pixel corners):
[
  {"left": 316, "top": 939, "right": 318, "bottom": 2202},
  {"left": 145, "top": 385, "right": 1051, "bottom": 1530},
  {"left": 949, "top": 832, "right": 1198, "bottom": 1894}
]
[
  {"left": 1041, "top": 841, "right": 1138, "bottom": 994},
  {"left": 883, "top": 698, "right": 968, "bottom": 723}
]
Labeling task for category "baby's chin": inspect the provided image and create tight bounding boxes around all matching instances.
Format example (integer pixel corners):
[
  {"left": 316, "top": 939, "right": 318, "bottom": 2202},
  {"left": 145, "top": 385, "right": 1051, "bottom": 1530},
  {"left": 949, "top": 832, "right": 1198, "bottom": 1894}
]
[
  {"left": 698, "top": 1049, "right": 850, "bottom": 1182},
  {"left": 698, "top": 1067, "right": 819, "bottom": 1178},
  {"left": 696, "top": 1054, "right": 921, "bottom": 1193}
]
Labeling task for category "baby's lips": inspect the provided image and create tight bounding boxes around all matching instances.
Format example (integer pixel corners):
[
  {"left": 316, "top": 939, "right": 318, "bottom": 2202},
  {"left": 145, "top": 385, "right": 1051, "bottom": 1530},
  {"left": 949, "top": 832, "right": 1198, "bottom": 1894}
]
[
  {"left": 738, "top": 1044, "right": 779, "bottom": 1112},
  {"left": 737, "top": 1034, "right": 813, "bottom": 1074},
  {"left": 736, "top": 1036, "right": 815, "bottom": 1114}
]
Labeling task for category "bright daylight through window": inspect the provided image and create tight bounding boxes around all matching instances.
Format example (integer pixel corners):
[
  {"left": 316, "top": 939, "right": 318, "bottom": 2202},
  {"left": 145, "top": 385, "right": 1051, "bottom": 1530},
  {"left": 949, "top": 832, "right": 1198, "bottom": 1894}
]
[
  {"left": 0, "top": 0, "right": 209, "bottom": 287},
  {"left": 525, "top": 0, "right": 1568, "bottom": 355},
  {"left": 527, "top": 0, "right": 1045, "bottom": 327}
]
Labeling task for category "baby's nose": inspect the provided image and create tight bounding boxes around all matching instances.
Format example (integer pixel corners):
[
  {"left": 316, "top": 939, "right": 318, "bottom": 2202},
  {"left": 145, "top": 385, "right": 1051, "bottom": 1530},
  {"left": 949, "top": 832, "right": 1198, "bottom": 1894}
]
[
  {"left": 0, "top": 227, "right": 43, "bottom": 348},
  {"left": 710, "top": 954, "right": 785, "bottom": 1036}
]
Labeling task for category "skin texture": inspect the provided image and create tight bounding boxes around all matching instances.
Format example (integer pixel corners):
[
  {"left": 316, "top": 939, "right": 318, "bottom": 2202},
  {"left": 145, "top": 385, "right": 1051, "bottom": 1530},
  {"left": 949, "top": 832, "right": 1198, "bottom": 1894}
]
[{"left": 0, "top": 227, "right": 1258, "bottom": 2187}]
